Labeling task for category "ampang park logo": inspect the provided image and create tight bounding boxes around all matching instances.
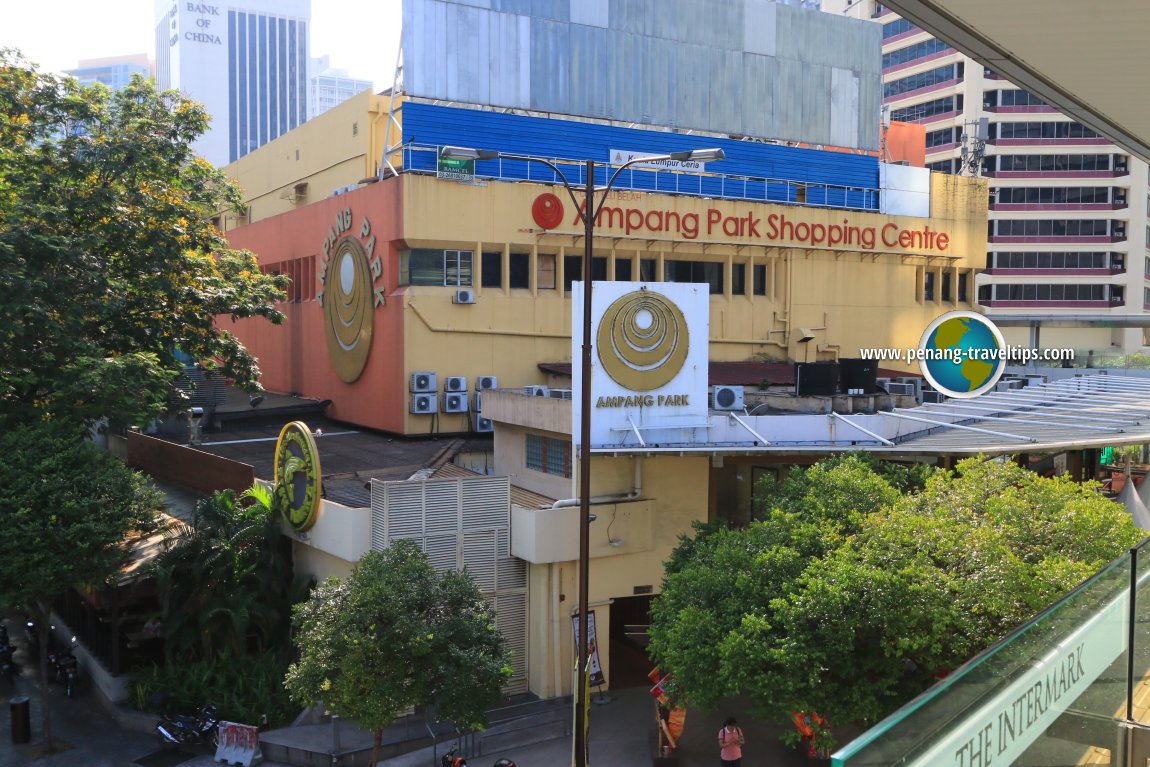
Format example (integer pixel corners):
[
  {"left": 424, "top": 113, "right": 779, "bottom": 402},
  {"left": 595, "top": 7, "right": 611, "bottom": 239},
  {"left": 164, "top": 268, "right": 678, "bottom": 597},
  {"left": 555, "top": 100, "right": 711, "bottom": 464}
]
[{"left": 529, "top": 193, "right": 950, "bottom": 252}]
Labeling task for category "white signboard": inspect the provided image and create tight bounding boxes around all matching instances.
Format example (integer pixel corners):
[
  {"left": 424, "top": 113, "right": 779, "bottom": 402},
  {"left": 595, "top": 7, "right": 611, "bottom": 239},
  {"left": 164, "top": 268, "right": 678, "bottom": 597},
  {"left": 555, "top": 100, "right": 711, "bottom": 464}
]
[
  {"left": 907, "top": 588, "right": 1127, "bottom": 767},
  {"left": 572, "top": 282, "right": 709, "bottom": 449},
  {"left": 609, "top": 149, "right": 707, "bottom": 172}
]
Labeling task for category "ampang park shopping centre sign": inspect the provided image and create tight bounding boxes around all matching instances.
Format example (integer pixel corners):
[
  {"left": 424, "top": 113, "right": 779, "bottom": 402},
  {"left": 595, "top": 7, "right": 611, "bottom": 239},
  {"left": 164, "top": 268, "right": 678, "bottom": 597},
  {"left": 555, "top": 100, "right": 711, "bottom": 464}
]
[{"left": 530, "top": 192, "right": 951, "bottom": 252}]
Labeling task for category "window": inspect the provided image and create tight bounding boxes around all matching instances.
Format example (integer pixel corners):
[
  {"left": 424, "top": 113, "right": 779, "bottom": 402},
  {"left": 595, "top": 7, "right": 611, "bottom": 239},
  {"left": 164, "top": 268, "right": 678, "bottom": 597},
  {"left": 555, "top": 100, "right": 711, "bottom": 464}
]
[
  {"left": 537, "top": 254, "right": 556, "bottom": 290},
  {"left": 481, "top": 251, "right": 502, "bottom": 288},
  {"left": 927, "top": 159, "right": 957, "bottom": 174},
  {"left": 732, "top": 263, "right": 746, "bottom": 295},
  {"left": 991, "top": 283, "right": 1108, "bottom": 301},
  {"left": 957, "top": 270, "right": 969, "bottom": 302},
  {"left": 995, "top": 187, "right": 1111, "bottom": 205},
  {"left": 401, "top": 249, "right": 474, "bottom": 286},
  {"left": 753, "top": 264, "right": 768, "bottom": 296},
  {"left": 509, "top": 252, "right": 530, "bottom": 288},
  {"left": 925, "top": 127, "right": 957, "bottom": 148},
  {"left": 563, "top": 256, "right": 608, "bottom": 292},
  {"left": 923, "top": 270, "right": 935, "bottom": 301},
  {"left": 941, "top": 271, "right": 952, "bottom": 301},
  {"left": 262, "top": 255, "right": 316, "bottom": 302},
  {"left": 614, "top": 259, "right": 632, "bottom": 281},
  {"left": 882, "top": 18, "right": 916, "bottom": 38},
  {"left": 525, "top": 434, "right": 571, "bottom": 478},
  {"left": 640, "top": 259, "right": 657, "bottom": 281},
  {"left": 992, "top": 220, "right": 1111, "bottom": 238},
  {"left": 993, "top": 122, "right": 1102, "bottom": 141},
  {"left": 989, "top": 251, "right": 1114, "bottom": 270},
  {"left": 995, "top": 154, "right": 1111, "bottom": 173}
]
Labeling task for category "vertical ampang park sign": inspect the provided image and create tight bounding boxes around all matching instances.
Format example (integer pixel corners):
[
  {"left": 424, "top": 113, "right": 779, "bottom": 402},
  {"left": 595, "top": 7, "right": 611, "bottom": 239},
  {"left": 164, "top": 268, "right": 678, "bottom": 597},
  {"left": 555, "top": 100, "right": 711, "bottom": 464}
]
[{"left": 572, "top": 282, "right": 709, "bottom": 449}]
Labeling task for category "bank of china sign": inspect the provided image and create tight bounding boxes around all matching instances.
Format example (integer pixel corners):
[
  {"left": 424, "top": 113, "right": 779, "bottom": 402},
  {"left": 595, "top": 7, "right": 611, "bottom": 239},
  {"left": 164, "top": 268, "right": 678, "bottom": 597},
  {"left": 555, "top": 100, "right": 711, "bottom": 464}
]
[{"left": 572, "top": 282, "right": 708, "bottom": 449}]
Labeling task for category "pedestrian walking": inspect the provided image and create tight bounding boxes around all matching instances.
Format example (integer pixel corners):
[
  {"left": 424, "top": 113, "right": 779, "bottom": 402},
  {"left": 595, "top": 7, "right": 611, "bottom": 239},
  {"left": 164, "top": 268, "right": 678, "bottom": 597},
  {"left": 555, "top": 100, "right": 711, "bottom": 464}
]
[{"left": 718, "top": 716, "right": 745, "bottom": 766}]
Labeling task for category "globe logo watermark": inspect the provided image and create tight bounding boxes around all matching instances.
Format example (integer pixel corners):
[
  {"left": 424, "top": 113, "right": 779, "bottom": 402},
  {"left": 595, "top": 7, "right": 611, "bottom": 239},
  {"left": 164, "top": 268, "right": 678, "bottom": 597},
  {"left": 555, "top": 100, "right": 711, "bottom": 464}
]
[{"left": 918, "top": 311, "right": 1007, "bottom": 398}]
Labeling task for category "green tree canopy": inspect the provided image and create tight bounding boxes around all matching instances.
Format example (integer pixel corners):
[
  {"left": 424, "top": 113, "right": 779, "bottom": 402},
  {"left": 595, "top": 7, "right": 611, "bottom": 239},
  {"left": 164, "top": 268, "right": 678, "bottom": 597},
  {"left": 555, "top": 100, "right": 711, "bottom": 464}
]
[
  {"left": 286, "top": 540, "right": 511, "bottom": 765},
  {"left": 0, "top": 420, "right": 161, "bottom": 747},
  {"left": 0, "top": 50, "right": 287, "bottom": 430},
  {"left": 648, "top": 456, "right": 1144, "bottom": 751}
]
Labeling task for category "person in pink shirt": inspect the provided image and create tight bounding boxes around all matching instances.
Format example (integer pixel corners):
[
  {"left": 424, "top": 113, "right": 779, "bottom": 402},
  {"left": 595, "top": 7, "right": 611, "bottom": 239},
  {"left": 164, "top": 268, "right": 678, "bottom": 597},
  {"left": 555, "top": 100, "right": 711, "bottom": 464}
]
[{"left": 718, "top": 716, "right": 745, "bottom": 766}]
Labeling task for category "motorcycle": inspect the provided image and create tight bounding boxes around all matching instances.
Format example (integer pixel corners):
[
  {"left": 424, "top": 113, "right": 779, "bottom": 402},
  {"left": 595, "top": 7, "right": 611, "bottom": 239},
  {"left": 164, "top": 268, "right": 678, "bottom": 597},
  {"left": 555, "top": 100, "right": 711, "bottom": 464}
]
[
  {"left": 441, "top": 745, "right": 516, "bottom": 767},
  {"left": 54, "top": 638, "right": 79, "bottom": 698},
  {"left": 156, "top": 703, "right": 221, "bottom": 748}
]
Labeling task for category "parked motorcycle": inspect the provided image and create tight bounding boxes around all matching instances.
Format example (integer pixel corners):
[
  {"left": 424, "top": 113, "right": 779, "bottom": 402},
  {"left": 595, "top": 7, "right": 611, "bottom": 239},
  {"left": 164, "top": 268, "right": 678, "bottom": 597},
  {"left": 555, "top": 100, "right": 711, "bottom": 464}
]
[
  {"left": 156, "top": 703, "right": 220, "bottom": 747},
  {"left": 54, "top": 637, "right": 79, "bottom": 698},
  {"left": 441, "top": 746, "right": 516, "bottom": 767}
]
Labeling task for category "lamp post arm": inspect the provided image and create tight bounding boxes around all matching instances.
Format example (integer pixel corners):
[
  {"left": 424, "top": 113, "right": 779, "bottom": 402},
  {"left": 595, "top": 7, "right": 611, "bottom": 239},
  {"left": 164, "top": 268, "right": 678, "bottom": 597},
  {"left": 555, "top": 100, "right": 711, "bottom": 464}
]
[
  {"left": 592, "top": 156, "right": 666, "bottom": 220},
  {"left": 491, "top": 152, "right": 586, "bottom": 223}
]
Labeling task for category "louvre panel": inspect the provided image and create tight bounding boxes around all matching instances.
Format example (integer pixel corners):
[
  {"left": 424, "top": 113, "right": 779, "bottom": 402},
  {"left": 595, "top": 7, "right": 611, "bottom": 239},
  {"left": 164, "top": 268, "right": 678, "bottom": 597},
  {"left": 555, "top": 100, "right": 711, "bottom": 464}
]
[
  {"left": 461, "top": 476, "right": 510, "bottom": 529},
  {"left": 383, "top": 482, "right": 425, "bottom": 541},
  {"left": 426, "top": 481, "right": 460, "bottom": 533},
  {"left": 370, "top": 490, "right": 388, "bottom": 552},
  {"left": 425, "top": 534, "right": 459, "bottom": 573},
  {"left": 497, "top": 555, "right": 527, "bottom": 591},
  {"left": 496, "top": 529, "right": 510, "bottom": 560},
  {"left": 496, "top": 592, "right": 529, "bottom": 686},
  {"left": 463, "top": 529, "right": 497, "bottom": 592}
]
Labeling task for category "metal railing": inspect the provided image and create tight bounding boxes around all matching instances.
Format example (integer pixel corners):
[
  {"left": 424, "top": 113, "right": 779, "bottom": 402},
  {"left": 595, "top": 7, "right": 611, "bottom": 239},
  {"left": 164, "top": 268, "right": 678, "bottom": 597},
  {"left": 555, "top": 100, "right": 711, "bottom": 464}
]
[{"left": 398, "top": 144, "right": 881, "bottom": 213}]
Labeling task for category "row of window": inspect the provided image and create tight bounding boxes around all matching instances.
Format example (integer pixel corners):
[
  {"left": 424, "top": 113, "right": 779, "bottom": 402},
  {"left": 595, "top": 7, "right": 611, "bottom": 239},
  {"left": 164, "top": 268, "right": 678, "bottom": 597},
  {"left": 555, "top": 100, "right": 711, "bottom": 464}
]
[
  {"left": 262, "top": 255, "right": 316, "bottom": 302},
  {"left": 979, "top": 284, "right": 1121, "bottom": 302},
  {"left": 983, "top": 89, "right": 1048, "bottom": 108},
  {"left": 884, "top": 64, "right": 962, "bottom": 99},
  {"left": 925, "top": 127, "right": 957, "bottom": 148},
  {"left": 891, "top": 95, "right": 961, "bottom": 123},
  {"left": 987, "top": 252, "right": 1120, "bottom": 270},
  {"left": 990, "top": 220, "right": 1119, "bottom": 238},
  {"left": 991, "top": 122, "right": 1103, "bottom": 141},
  {"left": 992, "top": 154, "right": 1115, "bottom": 173},
  {"left": 882, "top": 38, "right": 951, "bottom": 69},
  {"left": 927, "top": 158, "right": 958, "bottom": 173},
  {"left": 882, "top": 17, "right": 917, "bottom": 39},
  {"left": 921, "top": 270, "right": 971, "bottom": 302},
  {"left": 400, "top": 249, "right": 770, "bottom": 296},
  {"left": 994, "top": 186, "right": 1119, "bottom": 205}
]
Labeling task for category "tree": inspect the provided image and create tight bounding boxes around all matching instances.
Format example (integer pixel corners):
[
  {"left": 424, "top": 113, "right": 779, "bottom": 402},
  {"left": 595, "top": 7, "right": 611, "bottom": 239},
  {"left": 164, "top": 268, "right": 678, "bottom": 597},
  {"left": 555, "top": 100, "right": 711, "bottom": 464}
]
[
  {"left": 0, "top": 50, "right": 287, "bottom": 431},
  {"left": 0, "top": 421, "right": 161, "bottom": 749},
  {"left": 151, "top": 486, "right": 311, "bottom": 662},
  {"left": 648, "top": 456, "right": 1144, "bottom": 752},
  {"left": 286, "top": 540, "right": 512, "bottom": 765}
]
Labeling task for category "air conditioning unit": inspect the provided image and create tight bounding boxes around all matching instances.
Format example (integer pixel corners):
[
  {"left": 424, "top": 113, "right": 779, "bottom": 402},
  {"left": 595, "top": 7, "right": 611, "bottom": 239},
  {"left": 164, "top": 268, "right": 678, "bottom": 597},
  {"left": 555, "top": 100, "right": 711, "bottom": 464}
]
[
  {"left": 410, "top": 393, "right": 438, "bottom": 414},
  {"left": 410, "top": 372, "right": 437, "bottom": 393},
  {"left": 445, "top": 376, "right": 468, "bottom": 393},
  {"left": 474, "top": 415, "right": 494, "bottom": 433},
  {"left": 474, "top": 392, "right": 483, "bottom": 413},
  {"left": 876, "top": 377, "right": 892, "bottom": 388},
  {"left": 886, "top": 382, "right": 915, "bottom": 396},
  {"left": 712, "top": 385, "right": 745, "bottom": 411},
  {"left": 443, "top": 392, "right": 469, "bottom": 413},
  {"left": 524, "top": 385, "right": 549, "bottom": 397},
  {"left": 453, "top": 289, "right": 476, "bottom": 304},
  {"left": 922, "top": 390, "right": 947, "bottom": 404},
  {"left": 1024, "top": 375, "right": 1048, "bottom": 387},
  {"left": 548, "top": 388, "right": 573, "bottom": 400},
  {"left": 476, "top": 375, "right": 498, "bottom": 391}
]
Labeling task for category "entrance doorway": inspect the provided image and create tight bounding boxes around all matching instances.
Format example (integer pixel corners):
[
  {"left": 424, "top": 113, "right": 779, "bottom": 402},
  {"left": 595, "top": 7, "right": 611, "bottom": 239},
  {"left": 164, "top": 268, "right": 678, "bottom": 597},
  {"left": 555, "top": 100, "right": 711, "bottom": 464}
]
[{"left": 609, "top": 595, "right": 656, "bottom": 688}]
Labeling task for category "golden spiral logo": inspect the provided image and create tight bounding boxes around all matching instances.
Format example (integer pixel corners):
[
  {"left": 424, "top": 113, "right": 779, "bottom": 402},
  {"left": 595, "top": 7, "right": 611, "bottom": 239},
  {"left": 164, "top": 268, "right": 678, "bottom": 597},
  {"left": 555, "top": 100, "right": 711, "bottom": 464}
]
[
  {"left": 597, "top": 291, "right": 689, "bottom": 391},
  {"left": 324, "top": 237, "right": 373, "bottom": 383},
  {"left": 273, "top": 421, "right": 322, "bottom": 532}
]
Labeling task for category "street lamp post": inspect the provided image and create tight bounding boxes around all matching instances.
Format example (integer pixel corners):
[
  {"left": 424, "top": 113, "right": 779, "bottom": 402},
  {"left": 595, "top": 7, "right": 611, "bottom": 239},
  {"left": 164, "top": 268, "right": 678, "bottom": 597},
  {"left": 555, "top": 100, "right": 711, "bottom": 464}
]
[{"left": 440, "top": 144, "right": 724, "bottom": 767}]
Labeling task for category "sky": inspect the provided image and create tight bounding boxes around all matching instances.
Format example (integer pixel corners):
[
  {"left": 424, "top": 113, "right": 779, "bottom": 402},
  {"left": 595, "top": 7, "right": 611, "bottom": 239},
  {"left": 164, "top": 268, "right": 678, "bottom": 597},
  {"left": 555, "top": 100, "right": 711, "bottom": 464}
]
[{"left": 1, "top": 0, "right": 403, "bottom": 90}]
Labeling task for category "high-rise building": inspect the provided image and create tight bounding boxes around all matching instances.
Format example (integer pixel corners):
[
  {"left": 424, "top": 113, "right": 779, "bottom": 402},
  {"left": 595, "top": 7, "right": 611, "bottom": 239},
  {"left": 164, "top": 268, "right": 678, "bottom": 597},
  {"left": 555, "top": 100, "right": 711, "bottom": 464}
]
[
  {"left": 65, "top": 54, "right": 152, "bottom": 90},
  {"left": 154, "top": 0, "right": 310, "bottom": 166},
  {"left": 307, "top": 56, "right": 373, "bottom": 121},
  {"left": 826, "top": 0, "right": 1150, "bottom": 355}
]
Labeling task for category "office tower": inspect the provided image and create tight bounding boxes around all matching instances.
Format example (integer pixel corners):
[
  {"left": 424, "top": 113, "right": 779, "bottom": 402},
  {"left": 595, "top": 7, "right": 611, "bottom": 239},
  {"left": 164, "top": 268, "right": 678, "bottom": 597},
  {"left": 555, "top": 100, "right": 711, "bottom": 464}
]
[
  {"left": 65, "top": 54, "right": 152, "bottom": 90},
  {"left": 307, "top": 56, "right": 373, "bottom": 120},
  {"left": 827, "top": 0, "right": 1150, "bottom": 354},
  {"left": 154, "top": 0, "right": 310, "bottom": 166}
]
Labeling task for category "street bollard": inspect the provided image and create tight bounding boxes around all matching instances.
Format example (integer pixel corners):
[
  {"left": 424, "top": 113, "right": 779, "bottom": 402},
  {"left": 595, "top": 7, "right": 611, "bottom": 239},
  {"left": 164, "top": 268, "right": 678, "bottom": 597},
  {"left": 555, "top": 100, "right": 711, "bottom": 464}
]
[{"left": 10, "top": 696, "right": 30, "bottom": 744}]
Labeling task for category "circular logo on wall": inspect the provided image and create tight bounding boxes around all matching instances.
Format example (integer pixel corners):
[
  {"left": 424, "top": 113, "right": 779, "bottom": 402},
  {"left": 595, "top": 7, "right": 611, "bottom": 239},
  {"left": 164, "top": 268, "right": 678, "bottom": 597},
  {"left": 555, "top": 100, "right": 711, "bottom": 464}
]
[
  {"left": 324, "top": 236, "right": 374, "bottom": 383},
  {"left": 532, "top": 193, "right": 565, "bottom": 230},
  {"left": 273, "top": 421, "right": 323, "bottom": 532},
  {"left": 918, "top": 311, "right": 1006, "bottom": 398},
  {"left": 597, "top": 290, "right": 689, "bottom": 391}
]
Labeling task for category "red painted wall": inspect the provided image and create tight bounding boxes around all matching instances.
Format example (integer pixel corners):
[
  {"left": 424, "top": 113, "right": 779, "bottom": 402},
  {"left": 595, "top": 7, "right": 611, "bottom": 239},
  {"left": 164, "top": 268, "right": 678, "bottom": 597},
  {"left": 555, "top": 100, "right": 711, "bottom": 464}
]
[{"left": 224, "top": 179, "right": 406, "bottom": 432}]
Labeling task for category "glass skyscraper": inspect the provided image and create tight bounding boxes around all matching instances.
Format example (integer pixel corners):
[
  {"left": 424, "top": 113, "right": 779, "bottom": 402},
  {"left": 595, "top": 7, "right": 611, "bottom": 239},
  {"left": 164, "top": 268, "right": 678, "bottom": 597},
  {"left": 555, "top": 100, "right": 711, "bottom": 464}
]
[{"left": 154, "top": 0, "right": 310, "bottom": 166}]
